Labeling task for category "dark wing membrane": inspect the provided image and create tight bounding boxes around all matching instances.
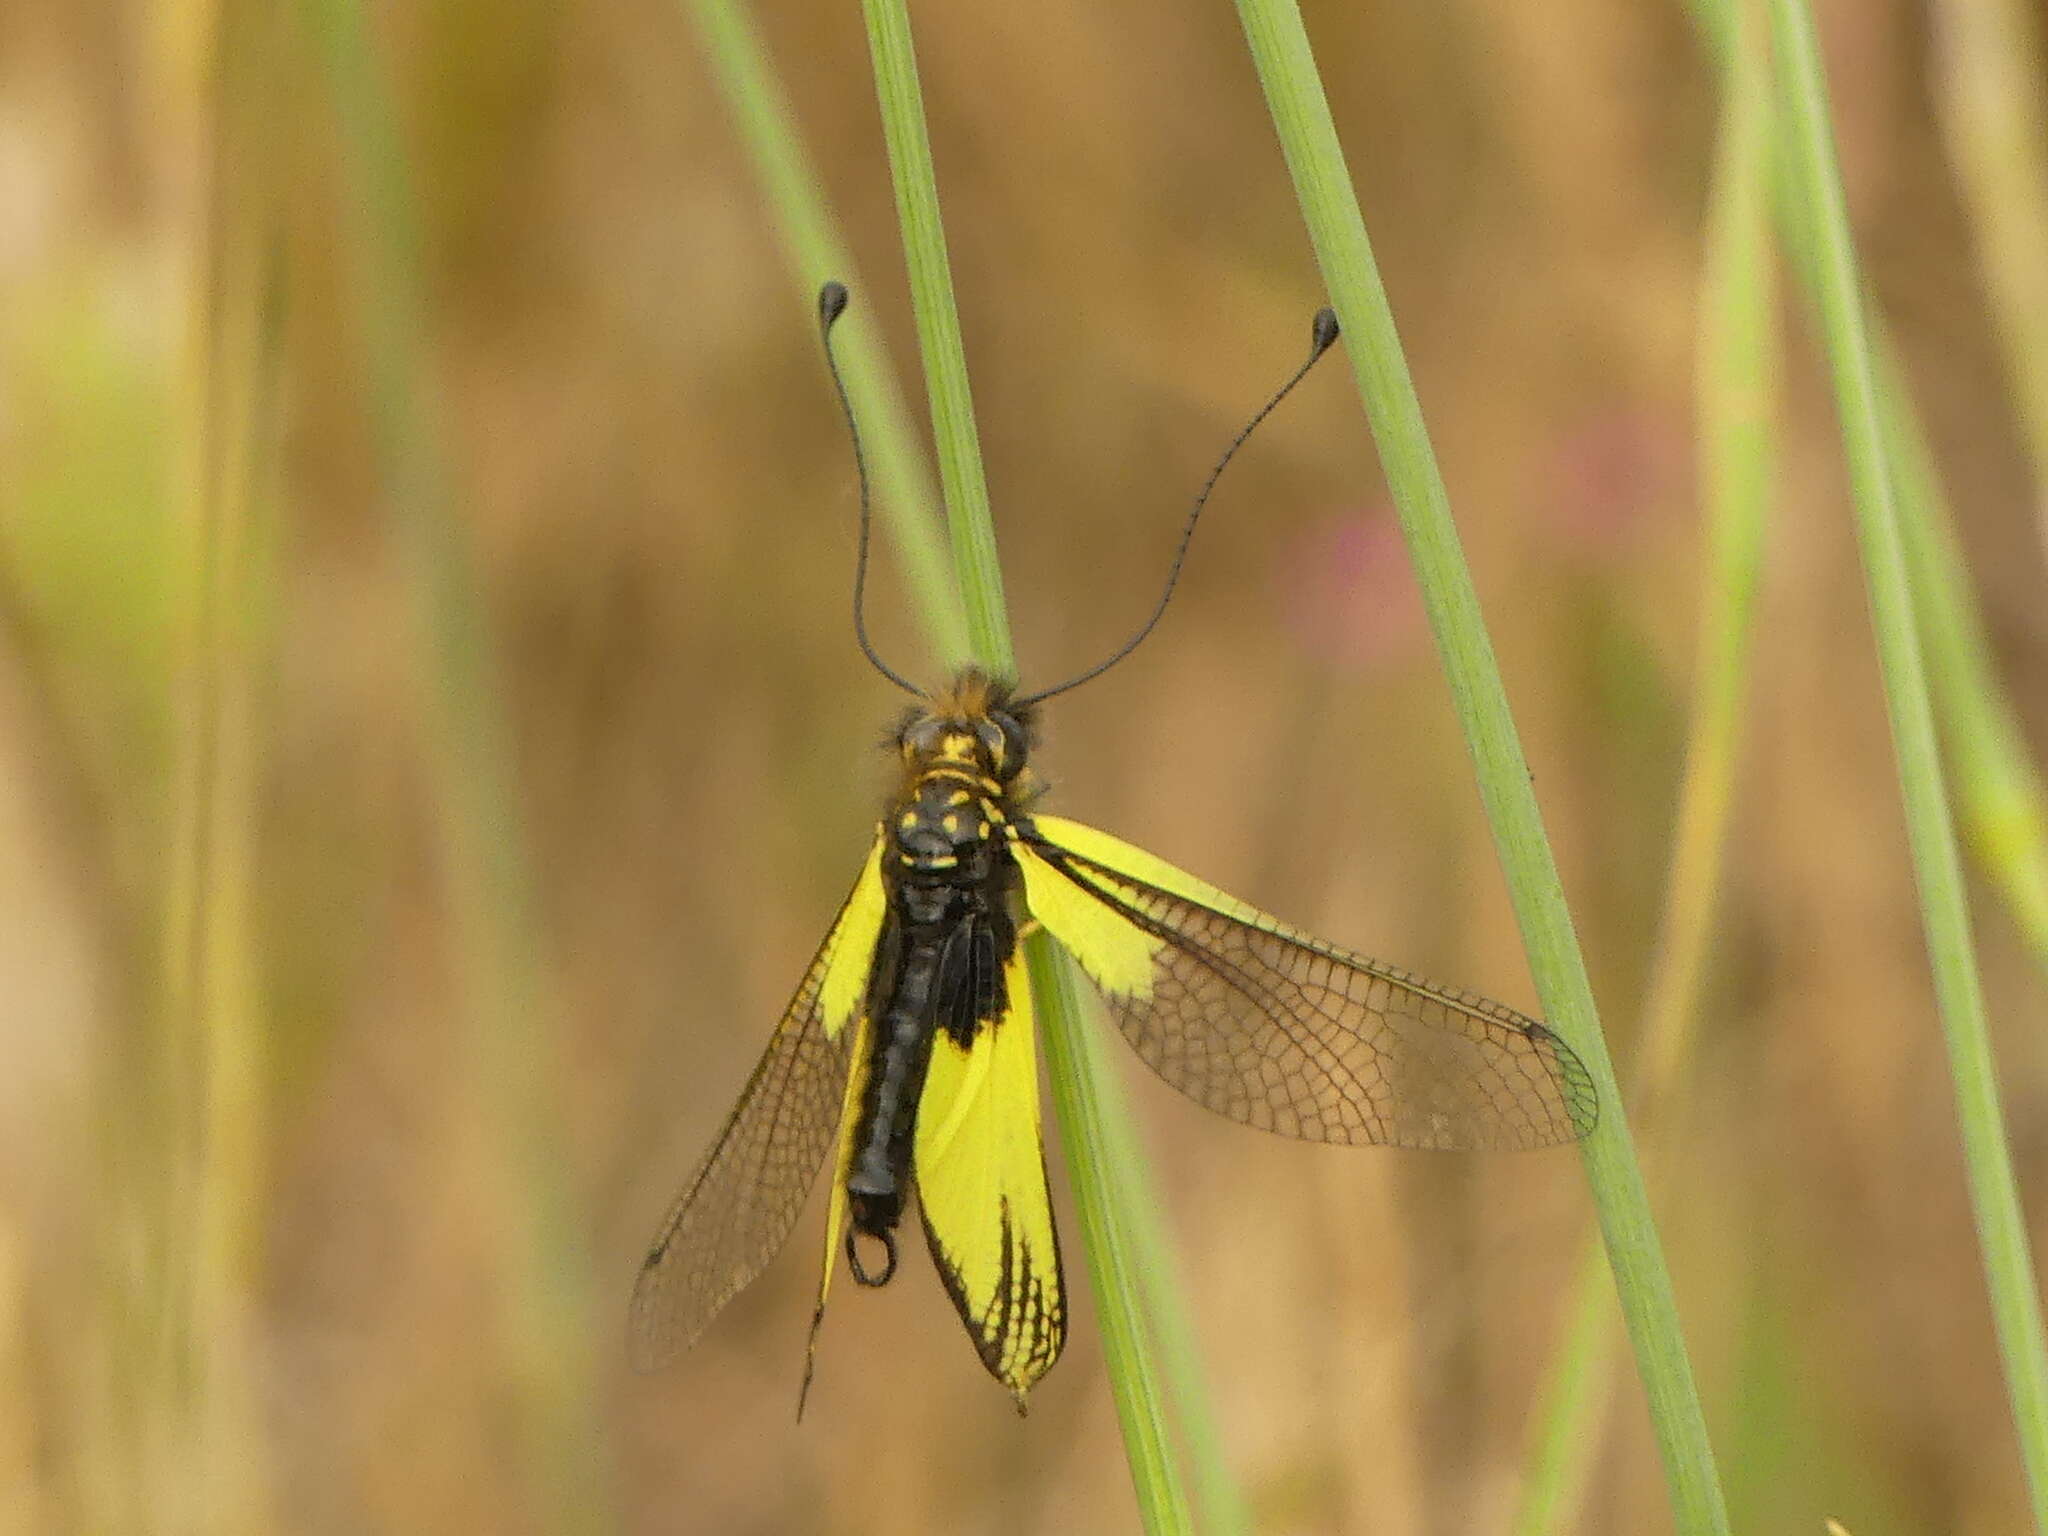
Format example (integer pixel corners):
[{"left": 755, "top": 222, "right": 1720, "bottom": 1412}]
[
  {"left": 627, "top": 875, "right": 874, "bottom": 1373},
  {"left": 1030, "top": 838, "right": 1597, "bottom": 1151}
]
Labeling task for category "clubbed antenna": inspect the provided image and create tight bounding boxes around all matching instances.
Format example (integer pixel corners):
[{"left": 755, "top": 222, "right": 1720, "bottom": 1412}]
[
  {"left": 819, "top": 280, "right": 921, "bottom": 697},
  {"left": 1015, "top": 307, "right": 1342, "bottom": 707}
]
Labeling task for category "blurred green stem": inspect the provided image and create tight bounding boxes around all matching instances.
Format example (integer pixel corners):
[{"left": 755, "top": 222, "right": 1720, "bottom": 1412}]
[
  {"left": 157, "top": 6, "right": 281, "bottom": 1530},
  {"left": 298, "top": 2, "right": 615, "bottom": 1530},
  {"left": 856, "top": 1, "right": 1219, "bottom": 1528},
  {"left": 1514, "top": 1247, "right": 1615, "bottom": 1536},
  {"left": 1031, "top": 942, "right": 1196, "bottom": 1534},
  {"left": 857, "top": 0, "right": 1010, "bottom": 668},
  {"left": 1514, "top": 5, "right": 1777, "bottom": 1524},
  {"left": 1883, "top": 362, "right": 2048, "bottom": 975},
  {"left": 1688, "top": 0, "right": 2048, "bottom": 994},
  {"left": 680, "top": 0, "right": 969, "bottom": 666},
  {"left": 1631, "top": 14, "right": 1776, "bottom": 1116},
  {"left": 1229, "top": 1, "right": 1731, "bottom": 1530},
  {"left": 1930, "top": 0, "right": 2048, "bottom": 566},
  {"left": 1765, "top": 0, "right": 2048, "bottom": 1526}
]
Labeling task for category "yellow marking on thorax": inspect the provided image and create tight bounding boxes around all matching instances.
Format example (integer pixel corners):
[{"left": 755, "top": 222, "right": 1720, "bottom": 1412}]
[{"left": 918, "top": 766, "right": 1003, "bottom": 796}]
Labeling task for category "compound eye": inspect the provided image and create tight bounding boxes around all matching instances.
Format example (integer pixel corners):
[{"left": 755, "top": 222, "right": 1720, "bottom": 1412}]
[
  {"left": 902, "top": 718, "right": 944, "bottom": 760},
  {"left": 992, "top": 712, "right": 1027, "bottom": 773},
  {"left": 974, "top": 719, "right": 1007, "bottom": 768}
]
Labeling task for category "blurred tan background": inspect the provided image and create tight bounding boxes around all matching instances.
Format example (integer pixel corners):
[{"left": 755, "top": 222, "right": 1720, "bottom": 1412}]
[{"left": 1, "top": 0, "right": 2045, "bottom": 1532}]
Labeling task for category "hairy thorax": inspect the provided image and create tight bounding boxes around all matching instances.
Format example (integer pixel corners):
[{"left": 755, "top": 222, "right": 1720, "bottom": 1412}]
[{"left": 885, "top": 668, "right": 1039, "bottom": 925}]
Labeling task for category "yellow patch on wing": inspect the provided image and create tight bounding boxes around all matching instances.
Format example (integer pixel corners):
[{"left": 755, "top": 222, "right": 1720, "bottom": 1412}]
[
  {"left": 1029, "top": 815, "right": 1268, "bottom": 922},
  {"left": 818, "top": 831, "right": 887, "bottom": 1040},
  {"left": 914, "top": 947, "right": 1065, "bottom": 1406},
  {"left": 800, "top": 1007, "right": 873, "bottom": 1415},
  {"left": 1013, "top": 837, "right": 1161, "bottom": 1000},
  {"left": 794, "top": 1011, "right": 868, "bottom": 1417}
]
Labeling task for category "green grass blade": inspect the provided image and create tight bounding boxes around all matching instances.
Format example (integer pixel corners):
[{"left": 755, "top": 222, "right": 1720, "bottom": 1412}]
[
  {"left": 1228, "top": 2, "right": 1732, "bottom": 1530},
  {"left": 857, "top": 0, "right": 1011, "bottom": 669},
  {"left": 1631, "top": 11, "right": 1777, "bottom": 1115},
  {"left": 1764, "top": 0, "right": 2048, "bottom": 1525},
  {"left": 1882, "top": 358, "right": 2048, "bottom": 978},
  {"left": 1930, "top": 0, "right": 2048, "bottom": 565},
  {"left": 159, "top": 13, "right": 288, "bottom": 1527},
  {"left": 1514, "top": 4, "right": 1777, "bottom": 1524},
  {"left": 1689, "top": 0, "right": 2048, "bottom": 992},
  {"left": 1031, "top": 940, "right": 1197, "bottom": 1535},
  {"left": 681, "top": 0, "right": 969, "bottom": 665},
  {"left": 854, "top": 3, "right": 1220, "bottom": 1528},
  {"left": 1513, "top": 1244, "right": 1617, "bottom": 1536},
  {"left": 297, "top": 3, "right": 616, "bottom": 1529}
]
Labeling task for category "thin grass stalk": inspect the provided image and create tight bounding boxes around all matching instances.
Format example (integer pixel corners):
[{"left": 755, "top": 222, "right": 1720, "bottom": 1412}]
[
  {"left": 1764, "top": 1, "right": 2048, "bottom": 1526},
  {"left": 854, "top": 2, "right": 1217, "bottom": 1527},
  {"left": 1930, "top": 0, "right": 2048, "bottom": 567},
  {"left": 1687, "top": 0, "right": 2048, "bottom": 991},
  {"left": 1514, "top": 7, "right": 1777, "bottom": 1524},
  {"left": 1631, "top": 21, "right": 1776, "bottom": 1115},
  {"left": 297, "top": 3, "right": 615, "bottom": 1528},
  {"left": 856, "top": 0, "right": 1010, "bottom": 665},
  {"left": 1031, "top": 942, "right": 1196, "bottom": 1535},
  {"left": 184, "top": 105, "right": 278, "bottom": 1536},
  {"left": 1882, "top": 365, "right": 2048, "bottom": 976},
  {"left": 1513, "top": 1248, "right": 1615, "bottom": 1536},
  {"left": 1106, "top": 1105, "right": 1251, "bottom": 1536},
  {"left": 680, "top": 0, "right": 968, "bottom": 665},
  {"left": 153, "top": 49, "right": 217, "bottom": 1536},
  {"left": 157, "top": 5, "right": 280, "bottom": 1529},
  {"left": 1227, "top": 2, "right": 1732, "bottom": 1530}
]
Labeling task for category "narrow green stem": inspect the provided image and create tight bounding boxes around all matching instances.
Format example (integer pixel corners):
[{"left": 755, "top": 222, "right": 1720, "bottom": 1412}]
[
  {"left": 857, "top": 0, "right": 1011, "bottom": 668},
  {"left": 1229, "top": 2, "right": 1731, "bottom": 1530},
  {"left": 1766, "top": 1, "right": 2048, "bottom": 1526},
  {"left": 1032, "top": 940, "right": 1196, "bottom": 1536},
  {"left": 1513, "top": 1245, "right": 1617, "bottom": 1536},
  {"left": 854, "top": 3, "right": 1217, "bottom": 1527},
  {"left": 1633, "top": 16, "right": 1776, "bottom": 1109},
  {"left": 1882, "top": 357, "right": 2048, "bottom": 977},
  {"left": 1516, "top": 5, "right": 1777, "bottom": 1524},
  {"left": 298, "top": 3, "right": 614, "bottom": 1529},
  {"left": 160, "top": 9, "right": 282, "bottom": 1528},
  {"left": 681, "top": 0, "right": 969, "bottom": 665},
  {"left": 1688, "top": 0, "right": 2048, "bottom": 995},
  {"left": 1930, "top": 0, "right": 2048, "bottom": 565}
]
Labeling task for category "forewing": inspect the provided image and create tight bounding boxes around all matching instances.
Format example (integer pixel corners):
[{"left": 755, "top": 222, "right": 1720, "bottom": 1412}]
[
  {"left": 1016, "top": 816, "right": 1596, "bottom": 1151},
  {"left": 628, "top": 836, "right": 887, "bottom": 1373},
  {"left": 914, "top": 944, "right": 1066, "bottom": 1407}
]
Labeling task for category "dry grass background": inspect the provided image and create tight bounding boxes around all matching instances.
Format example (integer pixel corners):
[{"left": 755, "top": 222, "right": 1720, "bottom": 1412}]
[{"left": 0, "top": 0, "right": 2044, "bottom": 1531}]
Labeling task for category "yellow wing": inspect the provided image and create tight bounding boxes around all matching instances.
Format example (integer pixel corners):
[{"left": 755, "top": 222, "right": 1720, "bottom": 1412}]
[
  {"left": 629, "top": 833, "right": 888, "bottom": 1374},
  {"left": 913, "top": 942, "right": 1066, "bottom": 1408},
  {"left": 1012, "top": 814, "right": 1596, "bottom": 1151}
]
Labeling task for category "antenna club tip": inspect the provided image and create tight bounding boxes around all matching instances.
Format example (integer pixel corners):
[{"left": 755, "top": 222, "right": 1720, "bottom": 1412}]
[
  {"left": 819, "top": 280, "right": 850, "bottom": 328},
  {"left": 1311, "top": 306, "right": 1340, "bottom": 352}
]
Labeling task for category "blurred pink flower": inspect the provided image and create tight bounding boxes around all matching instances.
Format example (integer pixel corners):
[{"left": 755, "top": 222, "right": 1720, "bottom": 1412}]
[
  {"left": 1539, "top": 407, "right": 1690, "bottom": 556},
  {"left": 1278, "top": 506, "right": 1427, "bottom": 671}
]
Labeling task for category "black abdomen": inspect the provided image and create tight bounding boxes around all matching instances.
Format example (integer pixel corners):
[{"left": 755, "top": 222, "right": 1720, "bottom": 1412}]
[
  {"left": 842, "top": 770, "right": 1017, "bottom": 1278},
  {"left": 846, "top": 929, "right": 942, "bottom": 1240}
]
